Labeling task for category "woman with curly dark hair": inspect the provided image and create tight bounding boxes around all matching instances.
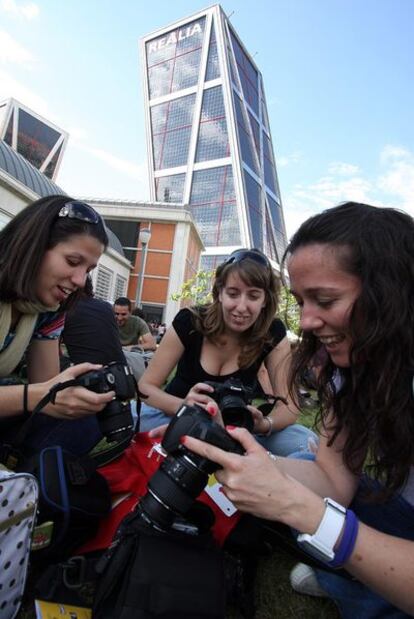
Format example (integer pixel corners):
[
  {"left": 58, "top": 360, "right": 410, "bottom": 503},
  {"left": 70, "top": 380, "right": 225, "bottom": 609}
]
[
  {"left": 177, "top": 203, "right": 414, "bottom": 617},
  {"left": 139, "top": 248, "right": 316, "bottom": 455}
]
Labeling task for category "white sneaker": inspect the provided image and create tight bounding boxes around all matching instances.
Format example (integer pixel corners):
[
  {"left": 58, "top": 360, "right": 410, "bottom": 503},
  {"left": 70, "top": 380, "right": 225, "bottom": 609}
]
[{"left": 290, "top": 563, "right": 328, "bottom": 598}]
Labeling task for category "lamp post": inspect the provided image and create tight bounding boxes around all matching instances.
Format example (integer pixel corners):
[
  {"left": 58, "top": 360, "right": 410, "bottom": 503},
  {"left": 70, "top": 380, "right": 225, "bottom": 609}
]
[{"left": 135, "top": 227, "right": 151, "bottom": 309}]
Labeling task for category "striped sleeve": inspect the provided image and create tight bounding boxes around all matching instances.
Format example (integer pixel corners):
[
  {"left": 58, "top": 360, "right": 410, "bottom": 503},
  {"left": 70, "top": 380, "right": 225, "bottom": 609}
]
[{"left": 32, "top": 311, "right": 66, "bottom": 340}]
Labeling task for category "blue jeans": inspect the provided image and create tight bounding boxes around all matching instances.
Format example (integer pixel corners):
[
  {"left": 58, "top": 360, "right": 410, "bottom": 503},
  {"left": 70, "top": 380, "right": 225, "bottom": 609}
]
[
  {"left": 138, "top": 402, "right": 318, "bottom": 457},
  {"left": 294, "top": 452, "right": 414, "bottom": 618}
]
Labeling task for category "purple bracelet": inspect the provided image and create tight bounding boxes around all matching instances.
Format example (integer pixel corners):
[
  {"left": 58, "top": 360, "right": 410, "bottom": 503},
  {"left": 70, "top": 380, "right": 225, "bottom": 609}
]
[{"left": 329, "top": 509, "right": 359, "bottom": 569}]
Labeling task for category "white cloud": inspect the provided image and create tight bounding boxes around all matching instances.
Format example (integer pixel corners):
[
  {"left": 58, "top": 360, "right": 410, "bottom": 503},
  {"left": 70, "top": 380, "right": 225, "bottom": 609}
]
[
  {"left": 277, "top": 151, "right": 302, "bottom": 167},
  {"left": 0, "top": 30, "right": 35, "bottom": 66},
  {"left": 378, "top": 145, "right": 414, "bottom": 215},
  {"left": 77, "top": 143, "right": 147, "bottom": 181},
  {"left": 284, "top": 174, "right": 375, "bottom": 235},
  {"left": 327, "top": 162, "right": 360, "bottom": 176},
  {"left": 0, "top": 68, "right": 47, "bottom": 111},
  {"left": 380, "top": 145, "right": 412, "bottom": 164},
  {"left": 282, "top": 149, "right": 414, "bottom": 237},
  {"left": 1, "top": 0, "right": 39, "bottom": 19}
]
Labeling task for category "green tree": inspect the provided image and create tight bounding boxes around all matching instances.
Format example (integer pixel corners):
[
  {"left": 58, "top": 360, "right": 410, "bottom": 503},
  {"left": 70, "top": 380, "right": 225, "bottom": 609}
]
[
  {"left": 277, "top": 286, "right": 300, "bottom": 335},
  {"left": 171, "top": 270, "right": 214, "bottom": 305}
]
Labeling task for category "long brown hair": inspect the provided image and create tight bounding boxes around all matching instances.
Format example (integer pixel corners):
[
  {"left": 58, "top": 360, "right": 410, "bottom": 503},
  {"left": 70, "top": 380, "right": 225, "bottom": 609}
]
[
  {"left": 192, "top": 249, "right": 281, "bottom": 368},
  {"left": 284, "top": 202, "right": 414, "bottom": 499},
  {"left": 0, "top": 195, "right": 108, "bottom": 304}
]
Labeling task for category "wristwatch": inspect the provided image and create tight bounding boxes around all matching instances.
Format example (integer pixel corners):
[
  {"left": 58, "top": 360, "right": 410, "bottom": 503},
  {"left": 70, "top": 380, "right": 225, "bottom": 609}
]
[{"left": 297, "top": 498, "right": 346, "bottom": 563}]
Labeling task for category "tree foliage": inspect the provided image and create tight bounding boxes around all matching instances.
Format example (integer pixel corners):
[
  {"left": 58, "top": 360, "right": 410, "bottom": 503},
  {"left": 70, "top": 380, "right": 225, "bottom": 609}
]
[
  {"left": 277, "top": 286, "right": 301, "bottom": 335},
  {"left": 171, "top": 270, "right": 213, "bottom": 305}
]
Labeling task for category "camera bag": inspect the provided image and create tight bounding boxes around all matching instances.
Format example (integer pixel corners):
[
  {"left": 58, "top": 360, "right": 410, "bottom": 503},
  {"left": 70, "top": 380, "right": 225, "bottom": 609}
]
[
  {"left": 92, "top": 505, "right": 226, "bottom": 619},
  {"left": 0, "top": 388, "right": 112, "bottom": 561},
  {"left": 33, "top": 433, "right": 269, "bottom": 618},
  {"left": 17, "top": 446, "right": 112, "bottom": 560},
  {"left": 0, "top": 466, "right": 38, "bottom": 619}
]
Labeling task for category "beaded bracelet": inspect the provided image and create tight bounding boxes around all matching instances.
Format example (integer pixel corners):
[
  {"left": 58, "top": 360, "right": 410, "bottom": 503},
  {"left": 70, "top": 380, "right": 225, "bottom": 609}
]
[{"left": 328, "top": 508, "right": 359, "bottom": 568}]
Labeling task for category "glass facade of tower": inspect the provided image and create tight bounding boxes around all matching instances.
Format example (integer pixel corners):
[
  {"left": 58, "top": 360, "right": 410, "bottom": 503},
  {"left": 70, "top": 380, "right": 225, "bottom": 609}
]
[
  {"left": 142, "top": 4, "right": 287, "bottom": 270},
  {"left": 0, "top": 99, "right": 67, "bottom": 181}
]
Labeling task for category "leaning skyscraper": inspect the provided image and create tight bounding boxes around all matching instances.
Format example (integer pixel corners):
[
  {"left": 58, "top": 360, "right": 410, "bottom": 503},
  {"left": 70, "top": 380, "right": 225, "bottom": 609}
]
[{"left": 141, "top": 4, "right": 288, "bottom": 271}]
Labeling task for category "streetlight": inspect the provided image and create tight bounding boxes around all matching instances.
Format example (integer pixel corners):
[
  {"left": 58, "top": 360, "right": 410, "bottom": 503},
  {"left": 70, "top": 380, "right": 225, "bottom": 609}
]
[{"left": 135, "top": 227, "right": 151, "bottom": 308}]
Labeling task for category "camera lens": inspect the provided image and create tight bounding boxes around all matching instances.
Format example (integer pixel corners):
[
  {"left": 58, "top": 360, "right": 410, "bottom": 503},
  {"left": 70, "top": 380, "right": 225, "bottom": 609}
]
[
  {"left": 138, "top": 404, "right": 244, "bottom": 531},
  {"left": 97, "top": 400, "right": 134, "bottom": 442},
  {"left": 139, "top": 452, "right": 212, "bottom": 530},
  {"left": 220, "top": 395, "right": 254, "bottom": 432}
]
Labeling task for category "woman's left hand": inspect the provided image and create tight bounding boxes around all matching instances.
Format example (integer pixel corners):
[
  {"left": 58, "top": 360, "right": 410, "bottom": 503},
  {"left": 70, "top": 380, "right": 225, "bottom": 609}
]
[{"left": 247, "top": 404, "right": 272, "bottom": 435}]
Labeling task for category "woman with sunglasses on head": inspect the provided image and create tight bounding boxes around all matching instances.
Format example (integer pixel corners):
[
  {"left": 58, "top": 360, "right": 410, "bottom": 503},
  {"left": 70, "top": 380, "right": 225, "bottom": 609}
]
[
  {"left": 0, "top": 195, "right": 115, "bottom": 425},
  {"left": 139, "top": 248, "right": 317, "bottom": 456},
  {"left": 174, "top": 203, "right": 414, "bottom": 617}
]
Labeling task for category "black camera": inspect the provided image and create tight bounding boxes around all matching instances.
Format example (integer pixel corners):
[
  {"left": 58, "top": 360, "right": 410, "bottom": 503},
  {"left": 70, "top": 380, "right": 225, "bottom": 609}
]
[
  {"left": 205, "top": 378, "right": 256, "bottom": 432},
  {"left": 139, "top": 404, "right": 244, "bottom": 532},
  {"left": 75, "top": 362, "right": 136, "bottom": 442}
]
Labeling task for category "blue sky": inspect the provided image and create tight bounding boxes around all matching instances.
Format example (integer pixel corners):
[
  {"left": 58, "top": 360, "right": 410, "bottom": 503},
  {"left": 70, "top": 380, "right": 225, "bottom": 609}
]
[{"left": 1, "top": 0, "right": 413, "bottom": 236}]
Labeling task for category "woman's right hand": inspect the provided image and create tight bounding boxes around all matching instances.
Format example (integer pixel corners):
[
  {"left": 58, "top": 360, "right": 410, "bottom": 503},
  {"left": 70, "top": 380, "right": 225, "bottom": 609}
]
[
  {"left": 184, "top": 382, "right": 216, "bottom": 409},
  {"left": 36, "top": 363, "right": 116, "bottom": 419}
]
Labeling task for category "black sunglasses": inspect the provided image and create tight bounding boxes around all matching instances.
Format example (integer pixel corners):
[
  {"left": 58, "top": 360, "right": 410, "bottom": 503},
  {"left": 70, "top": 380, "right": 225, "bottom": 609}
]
[
  {"left": 58, "top": 201, "right": 101, "bottom": 224},
  {"left": 223, "top": 249, "right": 271, "bottom": 269}
]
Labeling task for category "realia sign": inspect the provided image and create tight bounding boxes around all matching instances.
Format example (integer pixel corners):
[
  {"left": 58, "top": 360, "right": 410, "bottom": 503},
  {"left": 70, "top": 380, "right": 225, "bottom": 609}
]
[{"left": 148, "top": 22, "right": 203, "bottom": 54}]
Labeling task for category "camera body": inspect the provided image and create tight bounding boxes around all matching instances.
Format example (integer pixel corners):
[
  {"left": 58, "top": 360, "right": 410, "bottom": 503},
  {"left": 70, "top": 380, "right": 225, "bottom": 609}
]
[
  {"left": 75, "top": 362, "right": 136, "bottom": 442},
  {"left": 139, "top": 404, "right": 244, "bottom": 531},
  {"left": 205, "top": 378, "right": 255, "bottom": 432}
]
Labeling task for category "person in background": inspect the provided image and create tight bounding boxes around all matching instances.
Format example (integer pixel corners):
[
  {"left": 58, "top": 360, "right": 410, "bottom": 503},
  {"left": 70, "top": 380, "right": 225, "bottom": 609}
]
[
  {"left": 0, "top": 195, "right": 114, "bottom": 430},
  {"left": 156, "top": 322, "right": 167, "bottom": 344},
  {"left": 113, "top": 297, "right": 156, "bottom": 351},
  {"left": 139, "top": 248, "right": 317, "bottom": 456},
  {"left": 175, "top": 203, "right": 414, "bottom": 618}
]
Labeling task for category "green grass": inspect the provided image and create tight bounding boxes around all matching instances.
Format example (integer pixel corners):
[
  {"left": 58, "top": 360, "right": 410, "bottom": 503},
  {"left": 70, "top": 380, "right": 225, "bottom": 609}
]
[{"left": 18, "top": 394, "right": 340, "bottom": 619}]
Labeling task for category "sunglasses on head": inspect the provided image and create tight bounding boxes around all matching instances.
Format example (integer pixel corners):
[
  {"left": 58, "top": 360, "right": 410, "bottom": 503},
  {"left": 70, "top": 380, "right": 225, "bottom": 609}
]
[
  {"left": 223, "top": 249, "right": 271, "bottom": 269},
  {"left": 58, "top": 201, "right": 101, "bottom": 225}
]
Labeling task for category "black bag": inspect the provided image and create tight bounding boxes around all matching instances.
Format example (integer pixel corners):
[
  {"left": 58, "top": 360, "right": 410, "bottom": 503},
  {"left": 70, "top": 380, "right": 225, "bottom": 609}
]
[
  {"left": 18, "top": 445, "right": 111, "bottom": 560},
  {"left": 92, "top": 508, "right": 226, "bottom": 619}
]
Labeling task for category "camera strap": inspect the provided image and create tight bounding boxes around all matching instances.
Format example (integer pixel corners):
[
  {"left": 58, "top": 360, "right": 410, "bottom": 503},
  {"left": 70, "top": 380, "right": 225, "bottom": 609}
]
[{"left": 6, "top": 379, "right": 80, "bottom": 457}]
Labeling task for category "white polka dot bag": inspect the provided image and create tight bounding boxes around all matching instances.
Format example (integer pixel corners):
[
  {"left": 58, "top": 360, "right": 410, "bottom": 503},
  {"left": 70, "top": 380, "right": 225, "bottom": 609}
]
[{"left": 0, "top": 467, "right": 38, "bottom": 619}]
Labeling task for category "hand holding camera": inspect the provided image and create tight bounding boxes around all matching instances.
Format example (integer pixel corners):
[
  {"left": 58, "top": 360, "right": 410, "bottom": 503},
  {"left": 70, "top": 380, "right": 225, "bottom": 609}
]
[
  {"left": 41, "top": 363, "right": 116, "bottom": 419},
  {"left": 41, "top": 362, "right": 137, "bottom": 442}
]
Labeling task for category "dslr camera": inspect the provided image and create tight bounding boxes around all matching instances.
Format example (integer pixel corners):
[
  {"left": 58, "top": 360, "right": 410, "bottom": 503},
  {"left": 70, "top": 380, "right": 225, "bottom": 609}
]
[
  {"left": 205, "top": 378, "right": 256, "bottom": 432},
  {"left": 75, "top": 362, "right": 136, "bottom": 442},
  {"left": 139, "top": 404, "right": 244, "bottom": 532}
]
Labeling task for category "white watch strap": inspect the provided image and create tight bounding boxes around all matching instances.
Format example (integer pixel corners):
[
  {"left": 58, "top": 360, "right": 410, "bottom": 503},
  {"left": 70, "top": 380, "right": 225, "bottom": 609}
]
[{"left": 297, "top": 497, "right": 346, "bottom": 560}]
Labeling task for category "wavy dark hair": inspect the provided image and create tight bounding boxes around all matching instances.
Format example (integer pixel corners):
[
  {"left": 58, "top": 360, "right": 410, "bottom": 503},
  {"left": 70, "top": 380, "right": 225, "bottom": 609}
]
[
  {"left": 191, "top": 249, "right": 281, "bottom": 368},
  {"left": 284, "top": 202, "right": 414, "bottom": 498},
  {"left": 0, "top": 194, "right": 108, "bottom": 304}
]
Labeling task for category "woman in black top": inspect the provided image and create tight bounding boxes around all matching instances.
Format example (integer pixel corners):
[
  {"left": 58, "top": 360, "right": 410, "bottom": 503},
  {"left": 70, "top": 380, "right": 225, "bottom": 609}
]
[{"left": 139, "top": 249, "right": 317, "bottom": 456}]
